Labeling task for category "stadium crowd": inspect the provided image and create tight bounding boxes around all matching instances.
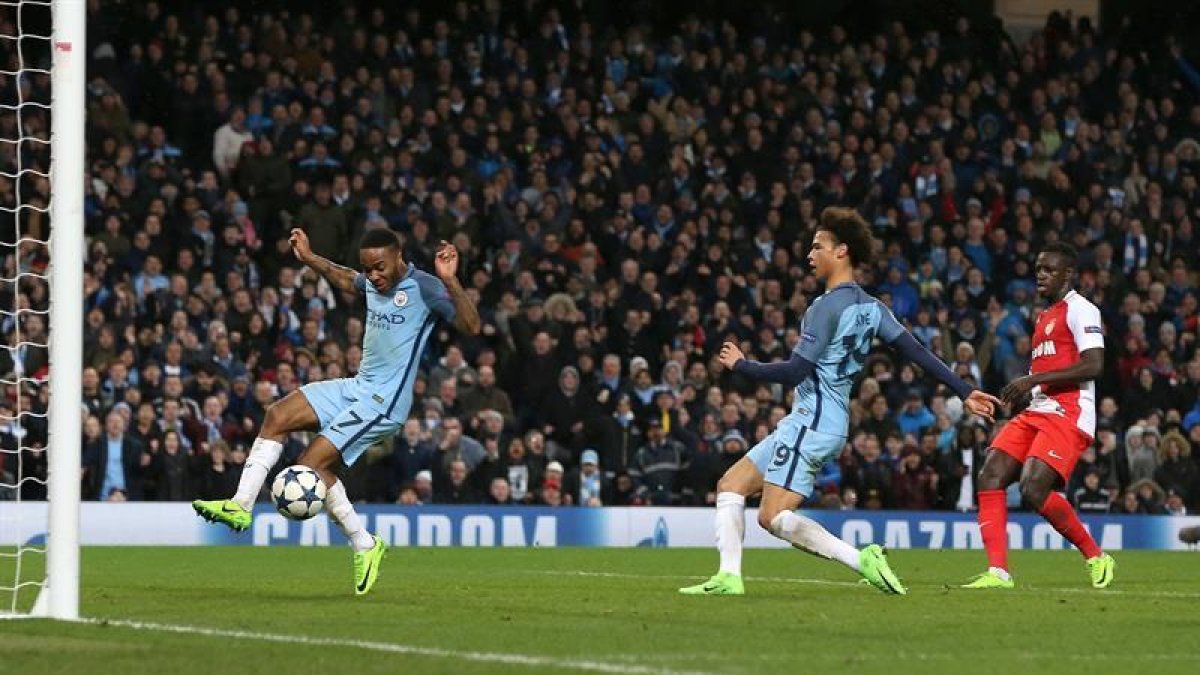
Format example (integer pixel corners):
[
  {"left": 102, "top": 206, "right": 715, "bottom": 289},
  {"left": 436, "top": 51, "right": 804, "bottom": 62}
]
[{"left": 1, "top": 2, "right": 1198, "bottom": 514}]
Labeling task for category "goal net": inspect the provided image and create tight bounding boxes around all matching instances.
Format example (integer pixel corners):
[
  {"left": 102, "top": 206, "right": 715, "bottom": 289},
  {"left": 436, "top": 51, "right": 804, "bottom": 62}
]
[{"left": 0, "top": 0, "right": 83, "bottom": 620}]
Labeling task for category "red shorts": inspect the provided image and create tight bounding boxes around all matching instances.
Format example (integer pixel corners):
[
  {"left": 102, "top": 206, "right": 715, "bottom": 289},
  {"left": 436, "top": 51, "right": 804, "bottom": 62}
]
[{"left": 990, "top": 411, "right": 1091, "bottom": 482}]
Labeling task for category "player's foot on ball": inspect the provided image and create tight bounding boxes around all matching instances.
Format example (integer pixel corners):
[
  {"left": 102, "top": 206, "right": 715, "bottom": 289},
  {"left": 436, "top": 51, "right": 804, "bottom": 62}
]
[
  {"left": 354, "top": 534, "right": 386, "bottom": 596},
  {"left": 192, "top": 499, "right": 252, "bottom": 532},
  {"left": 961, "top": 569, "right": 1015, "bottom": 589},
  {"left": 1086, "top": 553, "right": 1115, "bottom": 589},
  {"left": 678, "top": 571, "right": 744, "bottom": 595},
  {"left": 859, "top": 544, "right": 907, "bottom": 595}
]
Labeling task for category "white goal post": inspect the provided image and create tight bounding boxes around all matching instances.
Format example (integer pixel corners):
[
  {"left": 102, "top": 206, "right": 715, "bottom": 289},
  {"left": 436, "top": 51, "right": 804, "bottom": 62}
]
[
  {"left": 0, "top": 0, "right": 85, "bottom": 620},
  {"left": 37, "top": 0, "right": 84, "bottom": 620}
]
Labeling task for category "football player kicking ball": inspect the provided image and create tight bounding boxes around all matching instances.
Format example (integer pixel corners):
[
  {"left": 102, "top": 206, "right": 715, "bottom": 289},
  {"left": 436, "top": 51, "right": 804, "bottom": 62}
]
[
  {"left": 193, "top": 229, "right": 480, "bottom": 595},
  {"left": 680, "top": 208, "right": 999, "bottom": 596},
  {"left": 964, "top": 242, "right": 1115, "bottom": 590}
]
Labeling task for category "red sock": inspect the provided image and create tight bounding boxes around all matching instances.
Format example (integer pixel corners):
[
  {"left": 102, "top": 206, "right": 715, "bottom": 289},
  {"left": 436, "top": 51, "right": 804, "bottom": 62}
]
[
  {"left": 977, "top": 489, "right": 1009, "bottom": 571},
  {"left": 1039, "top": 491, "right": 1102, "bottom": 559}
]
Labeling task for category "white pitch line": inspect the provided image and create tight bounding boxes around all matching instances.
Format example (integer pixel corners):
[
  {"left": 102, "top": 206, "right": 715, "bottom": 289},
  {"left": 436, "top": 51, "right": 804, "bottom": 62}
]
[
  {"left": 539, "top": 570, "right": 1200, "bottom": 599},
  {"left": 538, "top": 569, "right": 861, "bottom": 588},
  {"left": 67, "top": 617, "right": 716, "bottom": 675}
]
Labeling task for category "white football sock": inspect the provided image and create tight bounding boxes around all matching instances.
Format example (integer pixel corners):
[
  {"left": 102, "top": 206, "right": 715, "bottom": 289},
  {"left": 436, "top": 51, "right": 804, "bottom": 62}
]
[
  {"left": 769, "top": 510, "right": 860, "bottom": 572},
  {"left": 232, "top": 437, "right": 283, "bottom": 510},
  {"left": 715, "top": 492, "right": 746, "bottom": 576},
  {"left": 326, "top": 480, "right": 375, "bottom": 552}
]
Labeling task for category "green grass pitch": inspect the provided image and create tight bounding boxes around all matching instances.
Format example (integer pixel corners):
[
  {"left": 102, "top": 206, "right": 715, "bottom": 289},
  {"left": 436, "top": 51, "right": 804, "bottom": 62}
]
[{"left": 2, "top": 547, "right": 1198, "bottom": 674}]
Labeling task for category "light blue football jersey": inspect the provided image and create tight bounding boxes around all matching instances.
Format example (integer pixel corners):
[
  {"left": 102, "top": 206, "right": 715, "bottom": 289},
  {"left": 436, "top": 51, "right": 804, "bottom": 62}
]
[
  {"left": 785, "top": 282, "right": 905, "bottom": 437},
  {"left": 351, "top": 265, "right": 456, "bottom": 420}
]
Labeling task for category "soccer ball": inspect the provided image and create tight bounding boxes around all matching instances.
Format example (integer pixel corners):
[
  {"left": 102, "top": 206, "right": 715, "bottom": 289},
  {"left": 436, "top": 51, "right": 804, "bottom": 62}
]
[{"left": 270, "top": 465, "right": 327, "bottom": 520}]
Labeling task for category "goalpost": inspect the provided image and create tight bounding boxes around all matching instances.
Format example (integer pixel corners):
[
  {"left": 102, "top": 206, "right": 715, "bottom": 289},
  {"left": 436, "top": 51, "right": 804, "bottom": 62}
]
[{"left": 0, "top": 0, "right": 84, "bottom": 620}]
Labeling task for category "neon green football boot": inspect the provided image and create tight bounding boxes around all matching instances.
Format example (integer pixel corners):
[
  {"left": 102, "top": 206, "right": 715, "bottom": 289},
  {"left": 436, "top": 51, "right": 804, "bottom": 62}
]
[
  {"left": 961, "top": 569, "right": 1015, "bottom": 589},
  {"left": 678, "top": 571, "right": 745, "bottom": 595},
  {"left": 859, "top": 544, "right": 908, "bottom": 595},
  {"left": 1086, "top": 553, "right": 1115, "bottom": 589},
  {"left": 354, "top": 535, "right": 387, "bottom": 596},
  {"left": 192, "top": 499, "right": 252, "bottom": 532}
]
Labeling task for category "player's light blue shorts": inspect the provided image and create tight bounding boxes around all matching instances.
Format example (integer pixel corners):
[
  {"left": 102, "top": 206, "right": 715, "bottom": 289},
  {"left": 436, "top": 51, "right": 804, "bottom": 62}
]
[
  {"left": 747, "top": 423, "right": 847, "bottom": 498},
  {"left": 300, "top": 378, "right": 401, "bottom": 467}
]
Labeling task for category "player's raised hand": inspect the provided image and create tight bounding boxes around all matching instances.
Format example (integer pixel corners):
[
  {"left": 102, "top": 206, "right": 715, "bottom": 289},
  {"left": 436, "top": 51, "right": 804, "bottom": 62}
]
[
  {"left": 718, "top": 341, "right": 745, "bottom": 370},
  {"left": 288, "top": 228, "right": 313, "bottom": 263},
  {"left": 434, "top": 240, "right": 459, "bottom": 280},
  {"left": 964, "top": 389, "right": 1001, "bottom": 424}
]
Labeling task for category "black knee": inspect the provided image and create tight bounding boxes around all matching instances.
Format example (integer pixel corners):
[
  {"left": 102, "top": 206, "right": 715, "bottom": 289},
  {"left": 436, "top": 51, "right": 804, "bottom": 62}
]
[
  {"left": 977, "top": 450, "right": 1017, "bottom": 491},
  {"left": 1019, "top": 480, "right": 1051, "bottom": 511},
  {"left": 977, "top": 468, "right": 1007, "bottom": 492}
]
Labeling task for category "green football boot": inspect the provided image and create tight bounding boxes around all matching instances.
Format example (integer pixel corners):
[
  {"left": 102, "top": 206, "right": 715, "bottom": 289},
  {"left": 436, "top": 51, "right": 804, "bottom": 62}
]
[
  {"left": 354, "top": 535, "right": 387, "bottom": 596},
  {"left": 859, "top": 544, "right": 908, "bottom": 595},
  {"left": 1086, "top": 553, "right": 1115, "bottom": 589},
  {"left": 192, "top": 499, "right": 252, "bottom": 532},
  {"left": 961, "top": 569, "right": 1015, "bottom": 589},
  {"left": 678, "top": 571, "right": 745, "bottom": 595}
]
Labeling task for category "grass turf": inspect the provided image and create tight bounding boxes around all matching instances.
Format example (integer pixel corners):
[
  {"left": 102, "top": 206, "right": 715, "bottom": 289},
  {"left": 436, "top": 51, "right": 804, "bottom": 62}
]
[{"left": 1, "top": 547, "right": 1197, "bottom": 674}]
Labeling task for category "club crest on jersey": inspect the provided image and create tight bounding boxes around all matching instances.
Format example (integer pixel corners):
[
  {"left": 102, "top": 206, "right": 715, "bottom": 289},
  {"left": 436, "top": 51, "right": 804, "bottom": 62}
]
[
  {"left": 1044, "top": 319, "right": 1055, "bottom": 336},
  {"left": 393, "top": 290, "right": 409, "bottom": 307}
]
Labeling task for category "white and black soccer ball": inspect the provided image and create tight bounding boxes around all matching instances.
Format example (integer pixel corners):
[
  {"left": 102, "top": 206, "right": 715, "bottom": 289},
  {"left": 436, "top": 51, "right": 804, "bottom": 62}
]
[{"left": 270, "top": 465, "right": 327, "bottom": 520}]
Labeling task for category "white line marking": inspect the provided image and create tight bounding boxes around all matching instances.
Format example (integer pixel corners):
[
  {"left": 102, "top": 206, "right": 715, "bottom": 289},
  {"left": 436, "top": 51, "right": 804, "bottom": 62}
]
[
  {"left": 62, "top": 617, "right": 715, "bottom": 675},
  {"left": 539, "top": 570, "right": 1200, "bottom": 598},
  {"left": 539, "top": 569, "right": 861, "bottom": 588}
]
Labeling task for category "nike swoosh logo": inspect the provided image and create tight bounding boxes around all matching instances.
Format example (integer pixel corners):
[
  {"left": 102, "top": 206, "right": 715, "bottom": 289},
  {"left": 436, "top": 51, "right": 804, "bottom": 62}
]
[
  {"left": 357, "top": 561, "right": 374, "bottom": 592},
  {"left": 1048, "top": 451, "right": 1063, "bottom": 459},
  {"left": 222, "top": 505, "right": 241, "bottom": 513}
]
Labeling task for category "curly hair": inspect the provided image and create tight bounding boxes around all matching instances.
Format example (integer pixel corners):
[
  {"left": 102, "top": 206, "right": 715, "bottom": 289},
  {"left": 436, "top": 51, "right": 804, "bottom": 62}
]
[
  {"left": 359, "top": 228, "right": 401, "bottom": 250},
  {"left": 817, "top": 207, "right": 874, "bottom": 267},
  {"left": 1040, "top": 241, "right": 1078, "bottom": 269}
]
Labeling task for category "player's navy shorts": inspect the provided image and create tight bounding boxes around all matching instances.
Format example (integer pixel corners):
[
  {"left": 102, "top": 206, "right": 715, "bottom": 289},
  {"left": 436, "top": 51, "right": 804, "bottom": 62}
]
[
  {"left": 747, "top": 422, "right": 847, "bottom": 498},
  {"left": 300, "top": 378, "right": 401, "bottom": 467},
  {"left": 991, "top": 410, "right": 1091, "bottom": 483}
]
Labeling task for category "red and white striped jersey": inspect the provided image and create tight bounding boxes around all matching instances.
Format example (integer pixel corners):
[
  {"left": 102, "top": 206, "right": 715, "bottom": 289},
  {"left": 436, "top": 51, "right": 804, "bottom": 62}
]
[{"left": 1026, "top": 290, "right": 1105, "bottom": 436}]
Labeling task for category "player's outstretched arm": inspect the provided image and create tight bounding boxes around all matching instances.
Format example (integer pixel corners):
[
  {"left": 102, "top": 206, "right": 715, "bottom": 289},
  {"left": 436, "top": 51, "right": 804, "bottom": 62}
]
[
  {"left": 717, "top": 341, "right": 815, "bottom": 388},
  {"left": 289, "top": 228, "right": 359, "bottom": 295},
  {"left": 888, "top": 332, "right": 1000, "bottom": 423},
  {"left": 434, "top": 240, "right": 482, "bottom": 335},
  {"left": 999, "top": 348, "right": 1103, "bottom": 406}
]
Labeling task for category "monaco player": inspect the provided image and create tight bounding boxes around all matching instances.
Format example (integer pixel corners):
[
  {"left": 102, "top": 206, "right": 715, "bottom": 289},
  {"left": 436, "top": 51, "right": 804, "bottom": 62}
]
[{"left": 964, "top": 242, "right": 1115, "bottom": 589}]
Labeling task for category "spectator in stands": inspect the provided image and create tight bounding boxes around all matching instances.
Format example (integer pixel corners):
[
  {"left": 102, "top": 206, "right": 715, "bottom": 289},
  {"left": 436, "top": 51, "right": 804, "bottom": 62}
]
[
  {"left": 433, "top": 459, "right": 478, "bottom": 505},
  {"left": 391, "top": 419, "right": 434, "bottom": 501},
  {"left": 1154, "top": 431, "right": 1197, "bottom": 507},
  {"left": 1125, "top": 425, "right": 1158, "bottom": 484},
  {"left": 893, "top": 447, "right": 939, "bottom": 511},
  {"left": 13, "top": 2, "right": 1191, "bottom": 512},
  {"left": 193, "top": 440, "right": 238, "bottom": 500},
  {"left": 564, "top": 448, "right": 605, "bottom": 506},
  {"left": 486, "top": 477, "right": 514, "bottom": 505},
  {"left": 459, "top": 366, "right": 515, "bottom": 429},
  {"left": 630, "top": 417, "right": 688, "bottom": 505},
  {"left": 1072, "top": 470, "right": 1112, "bottom": 513},
  {"left": 82, "top": 410, "right": 148, "bottom": 501},
  {"left": 896, "top": 390, "right": 936, "bottom": 437},
  {"left": 151, "top": 430, "right": 193, "bottom": 501},
  {"left": 412, "top": 470, "right": 434, "bottom": 505}
]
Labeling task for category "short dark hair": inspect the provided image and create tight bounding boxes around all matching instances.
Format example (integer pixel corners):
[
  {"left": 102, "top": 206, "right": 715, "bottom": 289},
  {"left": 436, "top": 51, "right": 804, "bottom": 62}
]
[
  {"left": 817, "top": 207, "right": 874, "bottom": 266},
  {"left": 1040, "top": 241, "right": 1078, "bottom": 268},
  {"left": 359, "top": 228, "right": 400, "bottom": 251}
]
